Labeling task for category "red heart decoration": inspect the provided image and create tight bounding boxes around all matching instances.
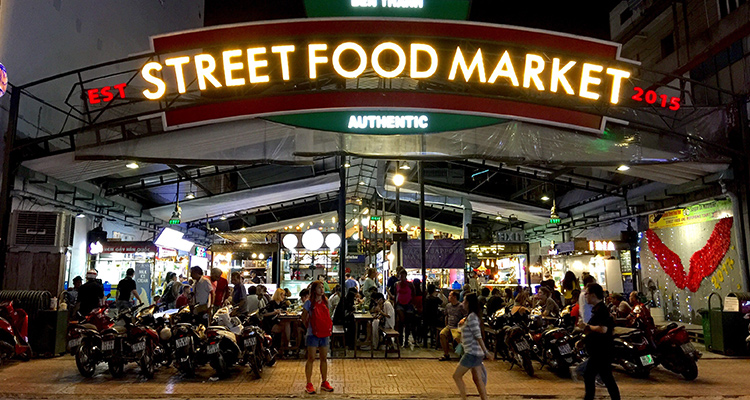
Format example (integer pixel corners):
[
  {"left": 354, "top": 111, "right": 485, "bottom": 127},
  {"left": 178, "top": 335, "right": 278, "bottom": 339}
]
[{"left": 645, "top": 217, "right": 733, "bottom": 292}]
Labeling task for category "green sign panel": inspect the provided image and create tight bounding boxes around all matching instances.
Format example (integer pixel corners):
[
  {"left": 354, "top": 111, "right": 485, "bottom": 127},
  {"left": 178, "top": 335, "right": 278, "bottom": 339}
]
[
  {"left": 265, "top": 111, "right": 502, "bottom": 135},
  {"left": 304, "top": 0, "right": 471, "bottom": 20},
  {"left": 370, "top": 216, "right": 382, "bottom": 221}
]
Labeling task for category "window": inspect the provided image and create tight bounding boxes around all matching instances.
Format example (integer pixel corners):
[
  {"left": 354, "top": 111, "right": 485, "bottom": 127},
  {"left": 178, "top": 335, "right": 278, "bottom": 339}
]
[
  {"left": 661, "top": 34, "right": 675, "bottom": 59},
  {"left": 718, "top": 0, "right": 747, "bottom": 19}
]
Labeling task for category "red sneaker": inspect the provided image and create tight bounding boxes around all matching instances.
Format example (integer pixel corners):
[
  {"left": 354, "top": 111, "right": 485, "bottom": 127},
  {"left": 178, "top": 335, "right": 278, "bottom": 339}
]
[
  {"left": 320, "top": 381, "right": 334, "bottom": 392},
  {"left": 305, "top": 383, "right": 316, "bottom": 394}
]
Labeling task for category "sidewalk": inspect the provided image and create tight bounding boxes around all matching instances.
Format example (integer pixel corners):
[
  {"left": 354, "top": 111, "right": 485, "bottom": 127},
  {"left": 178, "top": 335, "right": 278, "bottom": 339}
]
[{"left": 0, "top": 352, "right": 748, "bottom": 399}]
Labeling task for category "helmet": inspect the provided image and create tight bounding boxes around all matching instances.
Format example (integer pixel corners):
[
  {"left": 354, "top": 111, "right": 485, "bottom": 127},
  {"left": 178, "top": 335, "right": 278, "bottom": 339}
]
[{"left": 86, "top": 270, "right": 98, "bottom": 279}]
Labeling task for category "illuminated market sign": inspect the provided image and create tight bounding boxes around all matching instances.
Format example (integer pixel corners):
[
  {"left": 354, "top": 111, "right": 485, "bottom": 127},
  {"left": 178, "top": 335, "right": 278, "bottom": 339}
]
[
  {"left": 141, "top": 19, "right": 638, "bottom": 132},
  {"left": 141, "top": 43, "right": 631, "bottom": 104}
]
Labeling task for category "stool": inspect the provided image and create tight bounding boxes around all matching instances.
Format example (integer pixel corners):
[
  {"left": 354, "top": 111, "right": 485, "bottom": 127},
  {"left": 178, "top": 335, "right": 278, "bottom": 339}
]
[
  {"left": 483, "top": 324, "right": 500, "bottom": 359},
  {"left": 381, "top": 328, "right": 400, "bottom": 358},
  {"left": 331, "top": 325, "right": 346, "bottom": 358}
]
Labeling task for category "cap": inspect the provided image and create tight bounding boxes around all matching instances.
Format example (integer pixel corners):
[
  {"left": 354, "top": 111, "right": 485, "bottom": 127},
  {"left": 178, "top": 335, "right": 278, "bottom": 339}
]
[{"left": 86, "top": 270, "right": 98, "bottom": 279}]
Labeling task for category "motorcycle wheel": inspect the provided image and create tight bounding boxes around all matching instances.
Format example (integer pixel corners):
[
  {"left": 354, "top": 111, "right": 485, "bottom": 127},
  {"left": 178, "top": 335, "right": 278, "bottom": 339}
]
[
  {"left": 681, "top": 358, "right": 698, "bottom": 381},
  {"left": 108, "top": 358, "right": 125, "bottom": 378},
  {"left": 249, "top": 353, "right": 262, "bottom": 379},
  {"left": 75, "top": 343, "right": 97, "bottom": 378},
  {"left": 522, "top": 353, "right": 535, "bottom": 377},
  {"left": 211, "top": 353, "right": 229, "bottom": 378},
  {"left": 139, "top": 339, "right": 155, "bottom": 379}
]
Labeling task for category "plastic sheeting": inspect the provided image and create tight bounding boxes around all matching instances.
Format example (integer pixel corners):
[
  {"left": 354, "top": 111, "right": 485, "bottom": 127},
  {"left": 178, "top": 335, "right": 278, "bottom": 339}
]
[{"left": 66, "top": 112, "right": 730, "bottom": 168}]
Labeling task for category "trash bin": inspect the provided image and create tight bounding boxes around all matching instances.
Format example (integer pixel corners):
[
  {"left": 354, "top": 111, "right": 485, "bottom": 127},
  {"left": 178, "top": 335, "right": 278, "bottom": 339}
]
[
  {"left": 699, "top": 293, "right": 722, "bottom": 353},
  {"left": 699, "top": 292, "right": 749, "bottom": 355}
]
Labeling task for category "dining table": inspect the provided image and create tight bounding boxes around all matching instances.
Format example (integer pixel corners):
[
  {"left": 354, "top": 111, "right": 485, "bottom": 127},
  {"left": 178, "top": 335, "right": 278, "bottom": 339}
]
[{"left": 353, "top": 312, "right": 375, "bottom": 358}]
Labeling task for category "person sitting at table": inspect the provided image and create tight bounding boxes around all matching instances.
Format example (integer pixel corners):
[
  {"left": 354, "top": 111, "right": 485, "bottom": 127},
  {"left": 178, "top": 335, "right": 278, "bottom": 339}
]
[
  {"left": 369, "top": 292, "right": 395, "bottom": 349},
  {"left": 333, "top": 288, "right": 357, "bottom": 349},
  {"left": 246, "top": 286, "right": 261, "bottom": 315},
  {"left": 328, "top": 285, "right": 341, "bottom": 318},
  {"left": 263, "top": 288, "right": 290, "bottom": 355}
]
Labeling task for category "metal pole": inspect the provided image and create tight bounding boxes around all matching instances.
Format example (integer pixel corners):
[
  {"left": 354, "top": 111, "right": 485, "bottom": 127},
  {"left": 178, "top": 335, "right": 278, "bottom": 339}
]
[
  {"left": 0, "top": 88, "right": 21, "bottom": 289},
  {"left": 396, "top": 180, "right": 401, "bottom": 269},
  {"left": 419, "top": 161, "right": 426, "bottom": 294},
  {"left": 338, "top": 155, "right": 347, "bottom": 288}
]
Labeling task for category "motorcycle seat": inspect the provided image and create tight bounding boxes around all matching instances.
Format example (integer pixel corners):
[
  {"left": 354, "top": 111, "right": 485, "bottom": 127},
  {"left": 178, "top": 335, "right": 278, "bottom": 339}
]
[
  {"left": 208, "top": 325, "right": 229, "bottom": 331},
  {"left": 103, "top": 326, "right": 127, "bottom": 335},
  {"left": 613, "top": 326, "right": 638, "bottom": 337},
  {"left": 176, "top": 323, "right": 193, "bottom": 328},
  {"left": 654, "top": 323, "right": 678, "bottom": 337},
  {"left": 79, "top": 323, "right": 97, "bottom": 331}
]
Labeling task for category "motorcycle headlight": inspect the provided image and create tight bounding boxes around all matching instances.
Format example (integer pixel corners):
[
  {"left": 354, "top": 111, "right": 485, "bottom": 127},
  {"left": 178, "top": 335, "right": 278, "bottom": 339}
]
[{"left": 160, "top": 327, "right": 172, "bottom": 341}]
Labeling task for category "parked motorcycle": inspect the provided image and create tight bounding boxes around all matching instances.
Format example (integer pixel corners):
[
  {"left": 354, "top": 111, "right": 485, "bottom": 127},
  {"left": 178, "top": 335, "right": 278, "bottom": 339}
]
[
  {"left": 207, "top": 306, "right": 242, "bottom": 377},
  {"left": 101, "top": 305, "right": 160, "bottom": 378},
  {"left": 611, "top": 326, "right": 657, "bottom": 378},
  {"left": 630, "top": 305, "right": 700, "bottom": 380},
  {"left": 494, "top": 307, "right": 535, "bottom": 376},
  {"left": 170, "top": 306, "right": 209, "bottom": 377},
  {"left": 0, "top": 301, "right": 32, "bottom": 365},
  {"left": 535, "top": 317, "right": 577, "bottom": 373},
  {"left": 68, "top": 307, "right": 116, "bottom": 377}
]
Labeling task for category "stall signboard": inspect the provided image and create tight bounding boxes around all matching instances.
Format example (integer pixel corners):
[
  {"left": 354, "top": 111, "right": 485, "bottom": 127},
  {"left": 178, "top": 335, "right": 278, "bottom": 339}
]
[
  {"left": 648, "top": 200, "right": 732, "bottom": 230},
  {"left": 140, "top": 19, "right": 636, "bottom": 133},
  {"left": 135, "top": 262, "right": 152, "bottom": 305},
  {"left": 402, "top": 239, "right": 465, "bottom": 269},
  {"left": 193, "top": 246, "right": 207, "bottom": 258},
  {"left": 304, "top": 0, "right": 472, "bottom": 20},
  {"left": 101, "top": 241, "right": 158, "bottom": 254}
]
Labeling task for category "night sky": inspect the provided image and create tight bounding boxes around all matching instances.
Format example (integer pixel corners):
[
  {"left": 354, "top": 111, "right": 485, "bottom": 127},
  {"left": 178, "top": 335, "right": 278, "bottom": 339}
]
[{"left": 204, "top": 0, "right": 622, "bottom": 41}]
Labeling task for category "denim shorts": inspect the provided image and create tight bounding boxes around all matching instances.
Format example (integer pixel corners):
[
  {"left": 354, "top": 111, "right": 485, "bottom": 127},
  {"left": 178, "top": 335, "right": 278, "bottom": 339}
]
[
  {"left": 459, "top": 353, "right": 484, "bottom": 368},
  {"left": 306, "top": 334, "right": 330, "bottom": 348}
]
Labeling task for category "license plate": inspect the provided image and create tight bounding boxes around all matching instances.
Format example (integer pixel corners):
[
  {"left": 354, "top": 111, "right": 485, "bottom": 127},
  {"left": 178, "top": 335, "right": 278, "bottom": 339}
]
[
  {"left": 131, "top": 341, "right": 146, "bottom": 353},
  {"left": 68, "top": 338, "right": 81, "bottom": 349},
  {"left": 102, "top": 340, "right": 115, "bottom": 351},
  {"left": 175, "top": 337, "right": 191, "bottom": 348},
  {"left": 681, "top": 342, "right": 695, "bottom": 354},
  {"left": 245, "top": 337, "right": 257, "bottom": 347},
  {"left": 207, "top": 343, "right": 220, "bottom": 355},
  {"left": 640, "top": 354, "right": 654, "bottom": 366},
  {"left": 515, "top": 340, "right": 530, "bottom": 351},
  {"left": 558, "top": 343, "right": 573, "bottom": 355}
]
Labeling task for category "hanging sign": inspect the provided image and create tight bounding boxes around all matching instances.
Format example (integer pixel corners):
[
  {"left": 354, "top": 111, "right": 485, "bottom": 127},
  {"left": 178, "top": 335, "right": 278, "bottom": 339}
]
[
  {"left": 135, "top": 262, "right": 152, "bottom": 305},
  {"left": 495, "top": 230, "right": 525, "bottom": 243},
  {"left": 142, "top": 19, "right": 636, "bottom": 133},
  {"left": 266, "top": 111, "right": 501, "bottom": 134},
  {"left": 648, "top": 199, "right": 732, "bottom": 230}
]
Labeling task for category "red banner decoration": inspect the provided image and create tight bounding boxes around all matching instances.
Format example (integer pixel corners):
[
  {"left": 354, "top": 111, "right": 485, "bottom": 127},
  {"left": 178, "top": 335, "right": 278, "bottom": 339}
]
[{"left": 645, "top": 217, "right": 733, "bottom": 292}]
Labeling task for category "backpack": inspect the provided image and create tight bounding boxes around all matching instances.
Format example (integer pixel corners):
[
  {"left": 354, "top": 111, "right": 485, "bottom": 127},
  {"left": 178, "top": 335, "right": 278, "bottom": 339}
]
[
  {"left": 309, "top": 300, "right": 333, "bottom": 338},
  {"left": 162, "top": 282, "right": 176, "bottom": 304}
]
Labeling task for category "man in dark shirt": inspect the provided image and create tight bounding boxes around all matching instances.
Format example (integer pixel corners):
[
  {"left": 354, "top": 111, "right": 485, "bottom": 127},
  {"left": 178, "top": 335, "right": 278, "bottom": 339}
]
[
  {"left": 117, "top": 268, "right": 140, "bottom": 312},
  {"left": 486, "top": 288, "right": 505, "bottom": 317},
  {"left": 423, "top": 284, "right": 443, "bottom": 347},
  {"left": 77, "top": 270, "right": 104, "bottom": 318},
  {"left": 580, "top": 283, "right": 620, "bottom": 400}
]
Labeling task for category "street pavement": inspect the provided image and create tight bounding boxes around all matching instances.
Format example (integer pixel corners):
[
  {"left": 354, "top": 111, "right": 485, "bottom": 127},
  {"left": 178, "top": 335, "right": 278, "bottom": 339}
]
[{"left": 0, "top": 347, "right": 747, "bottom": 400}]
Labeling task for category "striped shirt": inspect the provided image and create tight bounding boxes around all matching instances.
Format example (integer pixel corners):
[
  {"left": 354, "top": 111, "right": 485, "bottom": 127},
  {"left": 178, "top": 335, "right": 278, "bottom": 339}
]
[{"left": 461, "top": 312, "right": 485, "bottom": 357}]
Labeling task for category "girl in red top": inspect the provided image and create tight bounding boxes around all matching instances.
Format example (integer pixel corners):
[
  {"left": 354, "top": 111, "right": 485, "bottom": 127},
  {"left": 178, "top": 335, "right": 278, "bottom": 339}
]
[{"left": 395, "top": 269, "right": 416, "bottom": 349}]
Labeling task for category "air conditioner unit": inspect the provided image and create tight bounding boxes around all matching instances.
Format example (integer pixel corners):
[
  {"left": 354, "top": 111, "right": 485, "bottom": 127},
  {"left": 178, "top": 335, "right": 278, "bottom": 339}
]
[{"left": 9, "top": 211, "right": 74, "bottom": 248}]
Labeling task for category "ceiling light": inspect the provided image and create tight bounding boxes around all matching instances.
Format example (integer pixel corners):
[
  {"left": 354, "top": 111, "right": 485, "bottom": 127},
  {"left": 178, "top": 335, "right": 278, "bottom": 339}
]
[
  {"left": 495, "top": 215, "right": 502, "bottom": 220},
  {"left": 362, "top": 208, "right": 369, "bottom": 215},
  {"left": 359, "top": 181, "right": 366, "bottom": 185},
  {"left": 185, "top": 192, "right": 195, "bottom": 200},
  {"left": 241, "top": 227, "right": 246, "bottom": 231},
  {"left": 344, "top": 163, "right": 351, "bottom": 168},
  {"left": 76, "top": 213, "right": 86, "bottom": 219},
  {"left": 541, "top": 196, "right": 550, "bottom": 201},
  {"left": 258, "top": 253, "right": 264, "bottom": 259},
  {"left": 399, "top": 164, "right": 411, "bottom": 170},
  {"left": 617, "top": 165, "right": 630, "bottom": 171},
  {"left": 126, "top": 162, "right": 139, "bottom": 169},
  {"left": 241, "top": 238, "right": 247, "bottom": 243},
  {"left": 392, "top": 173, "right": 405, "bottom": 187}
]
